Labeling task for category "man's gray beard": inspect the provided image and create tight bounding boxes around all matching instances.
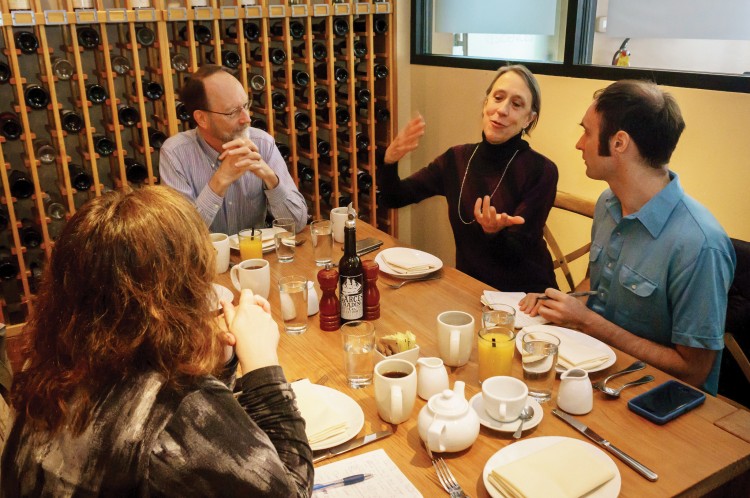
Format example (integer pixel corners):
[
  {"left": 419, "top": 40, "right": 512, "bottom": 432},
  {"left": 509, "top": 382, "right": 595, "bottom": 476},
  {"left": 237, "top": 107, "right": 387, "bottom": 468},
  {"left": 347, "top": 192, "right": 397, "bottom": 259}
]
[{"left": 221, "top": 124, "right": 249, "bottom": 143}]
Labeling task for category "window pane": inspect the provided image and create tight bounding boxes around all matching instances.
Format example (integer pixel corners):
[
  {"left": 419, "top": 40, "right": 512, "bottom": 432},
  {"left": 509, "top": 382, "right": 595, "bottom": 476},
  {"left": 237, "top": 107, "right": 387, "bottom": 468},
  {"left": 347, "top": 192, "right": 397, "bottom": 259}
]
[{"left": 428, "top": 0, "right": 569, "bottom": 63}]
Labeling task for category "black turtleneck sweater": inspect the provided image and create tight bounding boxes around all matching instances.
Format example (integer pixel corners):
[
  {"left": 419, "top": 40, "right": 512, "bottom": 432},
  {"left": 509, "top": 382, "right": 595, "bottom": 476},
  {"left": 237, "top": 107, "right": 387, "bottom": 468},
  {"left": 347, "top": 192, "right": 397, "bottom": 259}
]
[{"left": 377, "top": 133, "right": 558, "bottom": 293}]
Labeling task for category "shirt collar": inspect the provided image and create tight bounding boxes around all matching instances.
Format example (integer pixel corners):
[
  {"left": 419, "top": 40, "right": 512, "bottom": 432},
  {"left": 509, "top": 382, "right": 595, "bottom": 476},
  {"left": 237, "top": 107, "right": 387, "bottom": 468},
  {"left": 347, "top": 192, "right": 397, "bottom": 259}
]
[
  {"left": 195, "top": 129, "right": 221, "bottom": 168},
  {"left": 606, "top": 171, "right": 683, "bottom": 238}
]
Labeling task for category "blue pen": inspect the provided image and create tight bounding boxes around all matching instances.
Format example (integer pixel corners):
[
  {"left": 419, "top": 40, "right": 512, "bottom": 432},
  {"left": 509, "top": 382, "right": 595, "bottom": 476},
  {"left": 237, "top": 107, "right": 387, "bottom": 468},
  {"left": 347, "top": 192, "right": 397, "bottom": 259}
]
[{"left": 313, "top": 473, "right": 373, "bottom": 491}]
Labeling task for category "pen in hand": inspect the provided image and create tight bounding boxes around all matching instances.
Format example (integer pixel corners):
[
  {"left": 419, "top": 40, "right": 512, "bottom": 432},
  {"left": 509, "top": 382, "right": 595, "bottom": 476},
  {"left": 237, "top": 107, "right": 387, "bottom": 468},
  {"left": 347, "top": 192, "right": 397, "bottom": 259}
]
[
  {"left": 537, "top": 290, "right": 599, "bottom": 300},
  {"left": 313, "top": 473, "right": 374, "bottom": 491}
]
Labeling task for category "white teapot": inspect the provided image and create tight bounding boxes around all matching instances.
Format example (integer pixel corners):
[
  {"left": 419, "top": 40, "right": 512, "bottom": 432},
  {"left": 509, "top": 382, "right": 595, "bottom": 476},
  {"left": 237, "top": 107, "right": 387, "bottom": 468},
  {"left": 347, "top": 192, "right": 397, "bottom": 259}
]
[{"left": 418, "top": 381, "right": 480, "bottom": 453}]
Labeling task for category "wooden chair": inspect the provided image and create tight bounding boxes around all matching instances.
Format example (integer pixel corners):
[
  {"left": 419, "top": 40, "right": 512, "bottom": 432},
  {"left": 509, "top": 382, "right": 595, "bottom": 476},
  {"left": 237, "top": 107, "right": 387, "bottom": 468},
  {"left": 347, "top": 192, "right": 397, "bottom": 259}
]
[{"left": 543, "top": 191, "right": 596, "bottom": 292}]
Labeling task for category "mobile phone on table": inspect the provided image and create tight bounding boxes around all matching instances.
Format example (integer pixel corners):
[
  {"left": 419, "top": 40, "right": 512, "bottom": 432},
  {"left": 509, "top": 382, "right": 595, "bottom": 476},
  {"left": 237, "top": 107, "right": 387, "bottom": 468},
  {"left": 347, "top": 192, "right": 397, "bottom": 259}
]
[
  {"left": 356, "top": 237, "right": 383, "bottom": 257},
  {"left": 627, "top": 379, "right": 706, "bottom": 425}
]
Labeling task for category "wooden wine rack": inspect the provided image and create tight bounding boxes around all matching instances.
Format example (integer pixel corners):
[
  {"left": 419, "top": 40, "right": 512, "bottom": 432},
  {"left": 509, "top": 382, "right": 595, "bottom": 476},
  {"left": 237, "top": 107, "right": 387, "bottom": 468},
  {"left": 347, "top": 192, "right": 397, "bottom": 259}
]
[{"left": 0, "top": 0, "right": 397, "bottom": 327}]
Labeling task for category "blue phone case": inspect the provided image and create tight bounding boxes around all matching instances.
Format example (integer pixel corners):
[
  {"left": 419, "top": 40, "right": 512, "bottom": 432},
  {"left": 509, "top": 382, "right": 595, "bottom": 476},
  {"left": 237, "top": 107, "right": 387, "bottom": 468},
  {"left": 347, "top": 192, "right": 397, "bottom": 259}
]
[{"left": 628, "top": 379, "right": 706, "bottom": 425}]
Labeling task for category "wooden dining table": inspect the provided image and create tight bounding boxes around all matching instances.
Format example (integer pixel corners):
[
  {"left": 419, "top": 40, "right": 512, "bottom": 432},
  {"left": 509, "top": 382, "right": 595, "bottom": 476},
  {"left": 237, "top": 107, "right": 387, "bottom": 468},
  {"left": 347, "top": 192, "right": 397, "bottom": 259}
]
[{"left": 216, "top": 221, "right": 750, "bottom": 498}]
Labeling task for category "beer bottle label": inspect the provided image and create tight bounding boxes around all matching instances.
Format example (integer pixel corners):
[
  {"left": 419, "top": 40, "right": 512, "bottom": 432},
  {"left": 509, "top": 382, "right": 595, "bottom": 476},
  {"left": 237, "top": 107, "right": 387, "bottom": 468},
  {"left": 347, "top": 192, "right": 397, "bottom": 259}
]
[{"left": 340, "top": 274, "right": 363, "bottom": 320}]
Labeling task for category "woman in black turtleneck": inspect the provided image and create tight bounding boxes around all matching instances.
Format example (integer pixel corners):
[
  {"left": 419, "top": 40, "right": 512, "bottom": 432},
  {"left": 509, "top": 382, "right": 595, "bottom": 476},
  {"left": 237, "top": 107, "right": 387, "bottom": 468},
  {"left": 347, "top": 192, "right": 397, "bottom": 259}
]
[{"left": 377, "top": 65, "right": 558, "bottom": 293}]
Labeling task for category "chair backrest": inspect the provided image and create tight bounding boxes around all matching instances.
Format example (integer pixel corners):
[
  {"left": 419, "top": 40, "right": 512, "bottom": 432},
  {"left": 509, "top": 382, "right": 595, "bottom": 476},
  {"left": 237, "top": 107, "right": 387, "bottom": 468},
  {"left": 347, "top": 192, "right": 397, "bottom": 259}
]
[
  {"left": 725, "top": 239, "right": 750, "bottom": 383},
  {"left": 543, "top": 191, "right": 596, "bottom": 292}
]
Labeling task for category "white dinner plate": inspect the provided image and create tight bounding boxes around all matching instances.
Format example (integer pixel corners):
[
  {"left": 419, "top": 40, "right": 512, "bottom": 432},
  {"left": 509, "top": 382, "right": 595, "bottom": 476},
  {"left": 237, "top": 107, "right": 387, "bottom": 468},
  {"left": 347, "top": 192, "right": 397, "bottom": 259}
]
[
  {"left": 298, "top": 384, "right": 365, "bottom": 451},
  {"left": 228, "top": 227, "right": 284, "bottom": 254},
  {"left": 375, "top": 247, "right": 443, "bottom": 280},
  {"left": 470, "top": 393, "right": 543, "bottom": 433},
  {"left": 482, "top": 436, "right": 621, "bottom": 498},
  {"left": 210, "top": 283, "right": 234, "bottom": 311},
  {"left": 515, "top": 325, "right": 616, "bottom": 373}
]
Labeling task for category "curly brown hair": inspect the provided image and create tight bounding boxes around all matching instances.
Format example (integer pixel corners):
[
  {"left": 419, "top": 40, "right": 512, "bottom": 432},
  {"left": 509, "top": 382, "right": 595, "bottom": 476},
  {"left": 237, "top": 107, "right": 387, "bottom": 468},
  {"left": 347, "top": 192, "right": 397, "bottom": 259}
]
[{"left": 11, "top": 186, "right": 222, "bottom": 434}]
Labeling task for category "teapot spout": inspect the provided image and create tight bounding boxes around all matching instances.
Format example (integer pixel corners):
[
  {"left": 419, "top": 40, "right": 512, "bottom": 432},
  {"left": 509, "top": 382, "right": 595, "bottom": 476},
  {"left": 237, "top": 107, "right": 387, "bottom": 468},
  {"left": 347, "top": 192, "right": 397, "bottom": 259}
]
[{"left": 452, "top": 380, "right": 466, "bottom": 399}]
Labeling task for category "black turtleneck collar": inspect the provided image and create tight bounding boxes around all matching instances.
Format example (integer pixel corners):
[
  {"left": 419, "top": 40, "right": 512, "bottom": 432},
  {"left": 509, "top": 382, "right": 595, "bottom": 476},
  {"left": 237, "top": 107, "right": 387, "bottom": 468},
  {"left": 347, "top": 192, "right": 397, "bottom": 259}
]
[{"left": 476, "top": 132, "right": 529, "bottom": 163}]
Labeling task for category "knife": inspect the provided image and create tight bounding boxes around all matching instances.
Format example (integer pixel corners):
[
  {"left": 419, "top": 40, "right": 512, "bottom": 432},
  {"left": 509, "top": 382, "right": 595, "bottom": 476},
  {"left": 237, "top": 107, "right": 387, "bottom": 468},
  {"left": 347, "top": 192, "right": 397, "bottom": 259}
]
[
  {"left": 312, "top": 429, "right": 393, "bottom": 463},
  {"left": 552, "top": 409, "right": 659, "bottom": 481}
]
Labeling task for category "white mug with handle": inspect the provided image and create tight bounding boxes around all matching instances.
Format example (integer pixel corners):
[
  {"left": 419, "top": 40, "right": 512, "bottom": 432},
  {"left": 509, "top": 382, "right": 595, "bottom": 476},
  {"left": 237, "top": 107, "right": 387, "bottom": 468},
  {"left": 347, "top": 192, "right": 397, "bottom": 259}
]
[
  {"left": 436, "top": 311, "right": 475, "bottom": 367},
  {"left": 230, "top": 258, "right": 270, "bottom": 299},
  {"left": 374, "top": 359, "right": 417, "bottom": 424}
]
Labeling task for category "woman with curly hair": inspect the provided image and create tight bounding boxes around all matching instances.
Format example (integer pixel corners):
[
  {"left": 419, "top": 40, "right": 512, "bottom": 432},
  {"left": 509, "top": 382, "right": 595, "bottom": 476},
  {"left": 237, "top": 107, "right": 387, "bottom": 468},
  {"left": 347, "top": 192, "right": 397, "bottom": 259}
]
[{"left": 1, "top": 186, "right": 313, "bottom": 497}]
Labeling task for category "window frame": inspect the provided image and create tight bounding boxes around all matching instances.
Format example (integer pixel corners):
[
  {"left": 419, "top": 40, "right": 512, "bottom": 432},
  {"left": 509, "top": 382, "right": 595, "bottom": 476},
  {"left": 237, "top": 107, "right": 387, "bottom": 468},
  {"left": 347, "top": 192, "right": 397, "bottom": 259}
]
[{"left": 411, "top": 0, "right": 750, "bottom": 94}]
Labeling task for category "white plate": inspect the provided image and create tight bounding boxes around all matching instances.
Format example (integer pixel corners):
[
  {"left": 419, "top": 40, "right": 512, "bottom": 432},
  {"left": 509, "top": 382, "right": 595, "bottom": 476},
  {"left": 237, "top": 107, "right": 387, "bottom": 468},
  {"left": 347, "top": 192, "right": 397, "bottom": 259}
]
[
  {"left": 516, "top": 326, "right": 616, "bottom": 373},
  {"left": 482, "top": 436, "right": 621, "bottom": 498},
  {"left": 228, "top": 227, "right": 284, "bottom": 254},
  {"left": 300, "top": 384, "right": 365, "bottom": 451},
  {"left": 210, "top": 283, "right": 234, "bottom": 311},
  {"left": 375, "top": 247, "right": 443, "bottom": 280},
  {"left": 470, "top": 393, "right": 543, "bottom": 433}
]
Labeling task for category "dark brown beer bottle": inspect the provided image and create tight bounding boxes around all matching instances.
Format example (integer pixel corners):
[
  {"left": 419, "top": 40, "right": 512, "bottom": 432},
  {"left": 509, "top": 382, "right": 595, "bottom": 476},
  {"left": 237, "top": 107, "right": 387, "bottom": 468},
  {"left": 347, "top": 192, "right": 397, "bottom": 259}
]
[{"left": 339, "top": 214, "right": 363, "bottom": 322}]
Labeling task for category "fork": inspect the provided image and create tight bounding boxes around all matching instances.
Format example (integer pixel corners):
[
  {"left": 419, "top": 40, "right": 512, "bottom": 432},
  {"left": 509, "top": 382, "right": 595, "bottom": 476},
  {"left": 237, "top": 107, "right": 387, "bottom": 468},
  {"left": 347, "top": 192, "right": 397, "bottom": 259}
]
[
  {"left": 432, "top": 457, "right": 469, "bottom": 498},
  {"left": 384, "top": 276, "right": 441, "bottom": 289}
]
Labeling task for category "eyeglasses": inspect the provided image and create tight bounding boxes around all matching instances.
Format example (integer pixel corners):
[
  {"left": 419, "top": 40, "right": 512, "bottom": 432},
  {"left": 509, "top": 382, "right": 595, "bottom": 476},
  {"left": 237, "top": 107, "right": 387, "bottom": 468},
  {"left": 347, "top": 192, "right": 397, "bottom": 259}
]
[{"left": 202, "top": 101, "right": 251, "bottom": 120}]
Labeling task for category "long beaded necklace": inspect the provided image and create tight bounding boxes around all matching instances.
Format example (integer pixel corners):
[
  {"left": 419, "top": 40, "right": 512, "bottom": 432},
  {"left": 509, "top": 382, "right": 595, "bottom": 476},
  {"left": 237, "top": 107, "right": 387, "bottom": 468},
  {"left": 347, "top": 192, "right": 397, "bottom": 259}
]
[{"left": 457, "top": 144, "right": 519, "bottom": 225}]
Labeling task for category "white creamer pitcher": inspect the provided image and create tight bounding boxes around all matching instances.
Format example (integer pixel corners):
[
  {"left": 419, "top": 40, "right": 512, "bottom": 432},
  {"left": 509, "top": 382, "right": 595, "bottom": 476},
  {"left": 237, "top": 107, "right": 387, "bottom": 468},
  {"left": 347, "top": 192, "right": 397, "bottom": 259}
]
[
  {"left": 557, "top": 368, "right": 593, "bottom": 415},
  {"left": 416, "top": 357, "right": 449, "bottom": 400}
]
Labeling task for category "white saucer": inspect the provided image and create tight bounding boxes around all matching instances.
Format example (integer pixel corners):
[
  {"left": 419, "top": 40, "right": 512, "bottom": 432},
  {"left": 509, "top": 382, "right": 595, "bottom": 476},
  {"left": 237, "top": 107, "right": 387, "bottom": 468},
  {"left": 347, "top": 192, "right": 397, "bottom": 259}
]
[
  {"left": 470, "top": 393, "right": 543, "bottom": 433},
  {"left": 375, "top": 247, "right": 443, "bottom": 280}
]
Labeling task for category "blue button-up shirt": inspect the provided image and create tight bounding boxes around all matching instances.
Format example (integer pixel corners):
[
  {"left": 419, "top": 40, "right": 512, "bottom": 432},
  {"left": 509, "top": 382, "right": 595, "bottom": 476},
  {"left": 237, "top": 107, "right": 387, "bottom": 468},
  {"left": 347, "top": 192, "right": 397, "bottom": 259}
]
[
  {"left": 159, "top": 128, "right": 307, "bottom": 235},
  {"left": 587, "top": 172, "right": 735, "bottom": 394}
]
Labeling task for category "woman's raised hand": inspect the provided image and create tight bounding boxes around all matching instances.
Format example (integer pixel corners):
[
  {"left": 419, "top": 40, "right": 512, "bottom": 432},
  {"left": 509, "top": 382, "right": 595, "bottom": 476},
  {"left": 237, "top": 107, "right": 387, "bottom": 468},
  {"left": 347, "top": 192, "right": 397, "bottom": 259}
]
[
  {"left": 474, "top": 195, "right": 525, "bottom": 234},
  {"left": 221, "top": 289, "right": 280, "bottom": 374},
  {"left": 384, "top": 114, "right": 426, "bottom": 164}
]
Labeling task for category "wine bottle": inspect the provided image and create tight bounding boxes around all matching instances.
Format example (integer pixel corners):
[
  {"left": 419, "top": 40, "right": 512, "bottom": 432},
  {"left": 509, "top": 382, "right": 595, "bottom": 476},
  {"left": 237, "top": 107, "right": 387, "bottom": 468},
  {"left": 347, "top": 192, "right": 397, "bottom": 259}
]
[
  {"left": 124, "top": 157, "right": 148, "bottom": 183},
  {"left": 141, "top": 79, "right": 164, "bottom": 100},
  {"left": 338, "top": 158, "right": 351, "bottom": 177},
  {"left": 118, "top": 104, "right": 140, "bottom": 127},
  {"left": 111, "top": 55, "right": 131, "bottom": 76},
  {"left": 275, "top": 68, "right": 310, "bottom": 88},
  {"left": 318, "top": 106, "right": 350, "bottom": 126},
  {"left": 134, "top": 25, "right": 156, "bottom": 47},
  {"left": 14, "top": 31, "right": 39, "bottom": 55},
  {"left": 221, "top": 49, "right": 241, "bottom": 69},
  {"left": 250, "top": 117, "right": 267, "bottom": 131},
  {"left": 9, "top": 170, "right": 34, "bottom": 199},
  {"left": 93, "top": 134, "right": 115, "bottom": 156},
  {"left": 19, "top": 219, "right": 42, "bottom": 248},
  {"left": 319, "top": 179, "right": 332, "bottom": 205},
  {"left": 77, "top": 27, "right": 100, "bottom": 49},
  {"left": 0, "top": 61, "right": 10, "bottom": 83},
  {"left": 270, "top": 91, "right": 287, "bottom": 111},
  {"left": 335, "top": 40, "right": 367, "bottom": 58},
  {"left": 372, "top": 64, "right": 389, "bottom": 80},
  {"left": 373, "top": 16, "right": 389, "bottom": 34},
  {"left": 269, "top": 21, "right": 285, "bottom": 38},
  {"left": 243, "top": 21, "right": 261, "bottom": 41},
  {"left": 68, "top": 164, "right": 92, "bottom": 191},
  {"left": 339, "top": 88, "right": 371, "bottom": 107},
  {"left": 60, "top": 109, "right": 84, "bottom": 133},
  {"left": 44, "top": 193, "right": 67, "bottom": 221},
  {"left": 269, "top": 47, "right": 287, "bottom": 65},
  {"left": 375, "top": 104, "right": 390, "bottom": 122},
  {"left": 28, "top": 260, "right": 44, "bottom": 294},
  {"left": 354, "top": 132, "right": 370, "bottom": 152},
  {"left": 338, "top": 214, "right": 363, "bottom": 322},
  {"left": 338, "top": 194, "right": 351, "bottom": 207},
  {"left": 332, "top": 17, "right": 350, "bottom": 36},
  {"left": 0, "top": 112, "right": 22, "bottom": 141},
  {"left": 36, "top": 141, "right": 56, "bottom": 164},
  {"left": 179, "top": 24, "right": 213, "bottom": 45},
  {"left": 333, "top": 65, "right": 349, "bottom": 84},
  {"left": 171, "top": 53, "right": 188, "bottom": 72},
  {"left": 276, "top": 142, "right": 291, "bottom": 162},
  {"left": 249, "top": 74, "right": 266, "bottom": 92},
  {"left": 278, "top": 111, "right": 310, "bottom": 132},
  {"left": 85, "top": 83, "right": 108, "bottom": 104},
  {"left": 293, "top": 42, "right": 327, "bottom": 62},
  {"left": 298, "top": 134, "right": 331, "bottom": 158},
  {"left": 175, "top": 101, "right": 192, "bottom": 122},
  {"left": 50, "top": 56, "right": 74, "bottom": 80},
  {"left": 24, "top": 84, "right": 50, "bottom": 110},
  {"left": 357, "top": 169, "right": 373, "bottom": 190},
  {"left": 299, "top": 165, "right": 314, "bottom": 184},
  {"left": 0, "top": 205, "right": 8, "bottom": 229},
  {"left": 313, "top": 87, "right": 330, "bottom": 108},
  {"left": 148, "top": 129, "right": 167, "bottom": 150},
  {"left": 0, "top": 246, "right": 19, "bottom": 281}
]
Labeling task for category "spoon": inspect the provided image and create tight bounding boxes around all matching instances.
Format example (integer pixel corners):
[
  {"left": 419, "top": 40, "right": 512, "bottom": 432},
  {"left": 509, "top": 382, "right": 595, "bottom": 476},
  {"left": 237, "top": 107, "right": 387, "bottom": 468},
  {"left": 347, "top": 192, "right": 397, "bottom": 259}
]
[
  {"left": 591, "top": 360, "right": 646, "bottom": 391},
  {"left": 598, "top": 375, "right": 655, "bottom": 398},
  {"left": 512, "top": 406, "right": 535, "bottom": 439}
]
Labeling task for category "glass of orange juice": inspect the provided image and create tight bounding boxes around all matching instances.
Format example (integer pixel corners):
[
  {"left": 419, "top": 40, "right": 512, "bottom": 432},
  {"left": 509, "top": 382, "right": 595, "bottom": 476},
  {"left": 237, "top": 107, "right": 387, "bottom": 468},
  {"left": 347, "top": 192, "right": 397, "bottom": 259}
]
[
  {"left": 478, "top": 326, "right": 516, "bottom": 383},
  {"left": 239, "top": 228, "right": 263, "bottom": 260}
]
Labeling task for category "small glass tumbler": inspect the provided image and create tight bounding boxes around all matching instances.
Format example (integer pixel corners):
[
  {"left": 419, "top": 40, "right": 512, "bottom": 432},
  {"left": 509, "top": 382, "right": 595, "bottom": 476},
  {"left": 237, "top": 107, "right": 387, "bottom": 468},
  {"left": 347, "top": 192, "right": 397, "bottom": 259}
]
[
  {"left": 521, "top": 331, "right": 560, "bottom": 402},
  {"left": 341, "top": 320, "right": 376, "bottom": 388},
  {"left": 239, "top": 228, "right": 263, "bottom": 260},
  {"left": 310, "top": 219, "right": 333, "bottom": 266},
  {"left": 482, "top": 304, "right": 516, "bottom": 330},
  {"left": 273, "top": 217, "right": 296, "bottom": 263},
  {"left": 279, "top": 275, "right": 308, "bottom": 334}
]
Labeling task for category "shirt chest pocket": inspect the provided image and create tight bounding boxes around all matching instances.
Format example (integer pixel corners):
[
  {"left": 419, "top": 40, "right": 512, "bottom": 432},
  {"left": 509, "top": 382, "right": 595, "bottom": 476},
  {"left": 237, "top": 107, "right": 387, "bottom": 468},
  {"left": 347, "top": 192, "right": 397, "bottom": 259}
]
[
  {"left": 618, "top": 264, "right": 657, "bottom": 298},
  {"left": 589, "top": 243, "right": 603, "bottom": 263}
]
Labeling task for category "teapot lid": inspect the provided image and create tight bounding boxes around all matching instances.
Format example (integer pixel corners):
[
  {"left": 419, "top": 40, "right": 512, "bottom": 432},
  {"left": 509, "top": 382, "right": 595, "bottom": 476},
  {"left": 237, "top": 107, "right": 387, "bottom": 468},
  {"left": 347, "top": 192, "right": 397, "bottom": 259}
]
[{"left": 427, "top": 381, "right": 469, "bottom": 417}]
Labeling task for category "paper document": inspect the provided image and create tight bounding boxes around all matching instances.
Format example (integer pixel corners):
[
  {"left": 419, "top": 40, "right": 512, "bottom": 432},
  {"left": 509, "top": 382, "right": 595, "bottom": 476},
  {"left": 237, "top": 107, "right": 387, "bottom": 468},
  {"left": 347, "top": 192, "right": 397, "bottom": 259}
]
[
  {"left": 482, "top": 291, "right": 548, "bottom": 328},
  {"left": 313, "top": 449, "right": 422, "bottom": 497}
]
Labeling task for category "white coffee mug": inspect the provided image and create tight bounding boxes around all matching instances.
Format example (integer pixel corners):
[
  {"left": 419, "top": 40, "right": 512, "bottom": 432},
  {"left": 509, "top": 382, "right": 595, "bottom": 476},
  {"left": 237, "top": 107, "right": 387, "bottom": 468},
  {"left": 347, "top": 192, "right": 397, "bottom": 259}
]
[
  {"left": 436, "top": 311, "right": 475, "bottom": 367},
  {"left": 210, "top": 233, "right": 230, "bottom": 274},
  {"left": 374, "top": 359, "right": 417, "bottom": 424},
  {"left": 482, "top": 376, "right": 528, "bottom": 422},
  {"left": 330, "top": 206, "right": 352, "bottom": 244},
  {"left": 230, "top": 258, "right": 270, "bottom": 298}
]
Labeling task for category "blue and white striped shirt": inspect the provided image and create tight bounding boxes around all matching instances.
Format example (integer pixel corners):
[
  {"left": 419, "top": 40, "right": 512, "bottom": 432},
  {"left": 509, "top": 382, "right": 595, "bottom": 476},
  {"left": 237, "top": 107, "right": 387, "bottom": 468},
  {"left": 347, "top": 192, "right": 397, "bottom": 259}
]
[{"left": 159, "top": 128, "right": 307, "bottom": 235}]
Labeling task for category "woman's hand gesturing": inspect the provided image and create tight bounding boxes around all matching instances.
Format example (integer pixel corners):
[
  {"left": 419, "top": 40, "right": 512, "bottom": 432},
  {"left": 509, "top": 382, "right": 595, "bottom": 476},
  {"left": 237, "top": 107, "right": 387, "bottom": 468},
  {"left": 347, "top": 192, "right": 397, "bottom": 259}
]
[
  {"left": 384, "top": 114, "right": 426, "bottom": 164},
  {"left": 473, "top": 195, "right": 525, "bottom": 234}
]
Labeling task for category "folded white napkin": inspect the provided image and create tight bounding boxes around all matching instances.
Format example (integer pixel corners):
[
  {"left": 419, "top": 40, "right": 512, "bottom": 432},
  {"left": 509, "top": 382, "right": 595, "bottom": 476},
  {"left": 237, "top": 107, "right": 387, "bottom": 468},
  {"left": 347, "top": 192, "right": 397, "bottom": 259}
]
[
  {"left": 522, "top": 325, "right": 610, "bottom": 370},
  {"left": 381, "top": 251, "right": 435, "bottom": 274},
  {"left": 291, "top": 380, "right": 348, "bottom": 445},
  {"left": 482, "top": 291, "right": 548, "bottom": 328},
  {"left": 488, "top": 440, "right": 615, "bottom": 498}
]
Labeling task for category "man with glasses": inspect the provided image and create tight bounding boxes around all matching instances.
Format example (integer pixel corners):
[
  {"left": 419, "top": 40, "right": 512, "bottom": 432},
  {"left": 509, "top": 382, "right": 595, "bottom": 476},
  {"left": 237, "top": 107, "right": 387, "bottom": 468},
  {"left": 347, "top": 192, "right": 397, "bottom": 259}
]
[{"left": 160, "top": 65, "right": 306, "bottom": 234}]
